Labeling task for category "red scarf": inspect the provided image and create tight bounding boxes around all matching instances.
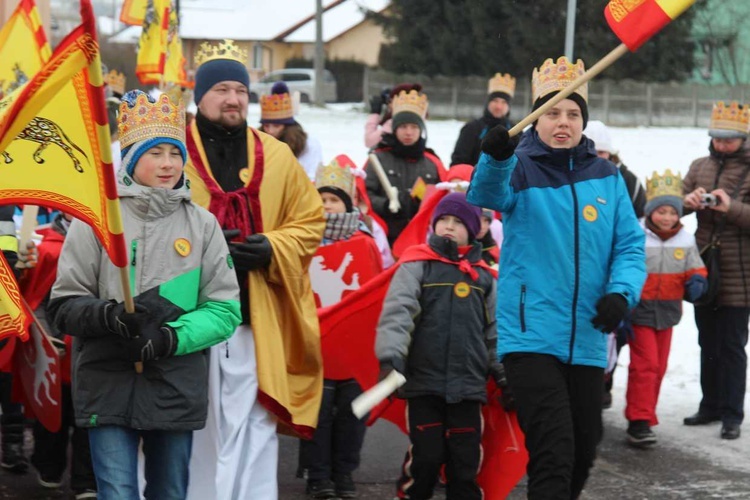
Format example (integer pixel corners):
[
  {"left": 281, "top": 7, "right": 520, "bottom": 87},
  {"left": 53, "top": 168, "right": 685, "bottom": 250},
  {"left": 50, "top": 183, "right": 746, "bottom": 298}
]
[
  {"left": 399, "top": 243, "right": 498, "bottom": 281},
  {"left": 646, "top": 217, "right": 682, "bottom": 242},
  {"left": 186, "top": 127, "right": 265, "bottom": 238}
]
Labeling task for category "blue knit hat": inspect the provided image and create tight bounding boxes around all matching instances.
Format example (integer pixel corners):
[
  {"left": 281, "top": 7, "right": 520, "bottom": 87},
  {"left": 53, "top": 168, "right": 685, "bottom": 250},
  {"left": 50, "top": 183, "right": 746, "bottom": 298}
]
[
  {"left": 193, "top": 59, "right": 250, "bottom": 105},
  {"left": 432, "top": 192, "right": 482, "bottom": 242},
  {"left": 118, "top": 90, "right": 187, "bottom": 179}
]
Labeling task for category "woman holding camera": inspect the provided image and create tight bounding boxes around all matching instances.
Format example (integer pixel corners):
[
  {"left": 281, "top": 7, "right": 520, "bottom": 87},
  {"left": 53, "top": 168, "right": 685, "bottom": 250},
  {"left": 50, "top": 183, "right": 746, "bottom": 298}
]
[{"left": 682, "top": 100, "right": 750, "bottom": 441}]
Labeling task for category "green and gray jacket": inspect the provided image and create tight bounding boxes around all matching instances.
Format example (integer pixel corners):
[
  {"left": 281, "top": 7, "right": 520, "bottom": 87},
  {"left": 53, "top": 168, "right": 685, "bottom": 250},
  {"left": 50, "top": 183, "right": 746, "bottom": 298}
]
[{"left": 49, "top": 169, "right": 241, "bottom": 431}]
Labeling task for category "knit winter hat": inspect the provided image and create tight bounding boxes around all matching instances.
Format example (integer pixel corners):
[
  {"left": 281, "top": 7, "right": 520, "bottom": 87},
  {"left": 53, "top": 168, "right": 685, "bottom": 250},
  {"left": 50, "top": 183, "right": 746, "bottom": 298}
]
[
  {"left": 391, "top": 90, "right": 428, "bottom": 134},
  {"left": 193, "top": 59, "right": 250, "bottom": 105},
  {"left": 118, "top": 90, "right": 187, "bottom": 179},
  {"left": 431, "top": 192, "right": 482, "bottom": 242}
]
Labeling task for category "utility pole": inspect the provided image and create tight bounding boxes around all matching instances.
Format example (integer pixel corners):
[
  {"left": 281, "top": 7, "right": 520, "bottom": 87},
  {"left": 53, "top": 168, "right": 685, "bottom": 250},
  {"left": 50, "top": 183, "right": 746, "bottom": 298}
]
[
  {"left": 313, "top": 0, "right": 324, "bottom": 106},
  {"left": 564, "top": 0, "right": 577, "bottom": 60}
]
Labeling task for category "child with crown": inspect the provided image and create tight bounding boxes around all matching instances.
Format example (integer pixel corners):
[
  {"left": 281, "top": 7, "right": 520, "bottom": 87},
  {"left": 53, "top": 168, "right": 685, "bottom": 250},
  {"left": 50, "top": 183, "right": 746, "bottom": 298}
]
[
  {"left": 451, "top": 72, "right": 517, "bottom": 167},
  {"left": 467, "top": 56, "right": 646, "bottom": 498},
  {"left": 259, "top": 81, "right": 323, "bottom": 181},
  {"left": 625, "top": 170, "right": 707, "bottom": 449},
  {"left": 298, "top": 159, "right": 382, "bottom": 499},
  {"left": 365, "top": 89, "right": 446, "bottom": 245},
  {"left": 681, "top": 100, "right": 750, "bottom": 441},
  {"left": 49, "top": 89, "right": 242, "bottom": 498}
]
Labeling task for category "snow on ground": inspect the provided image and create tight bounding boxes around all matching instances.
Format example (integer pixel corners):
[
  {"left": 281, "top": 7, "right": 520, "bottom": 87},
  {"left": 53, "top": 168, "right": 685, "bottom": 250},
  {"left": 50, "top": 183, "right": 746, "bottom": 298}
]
[{"left": 281, "top": 102, "right": 750, "bottom": 472}]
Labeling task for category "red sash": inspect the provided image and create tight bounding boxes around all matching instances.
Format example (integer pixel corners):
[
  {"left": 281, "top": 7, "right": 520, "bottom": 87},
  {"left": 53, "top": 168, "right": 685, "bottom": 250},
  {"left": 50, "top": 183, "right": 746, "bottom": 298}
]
[{"left": 186, "top": 127, "right": 265, "bottom": 237}]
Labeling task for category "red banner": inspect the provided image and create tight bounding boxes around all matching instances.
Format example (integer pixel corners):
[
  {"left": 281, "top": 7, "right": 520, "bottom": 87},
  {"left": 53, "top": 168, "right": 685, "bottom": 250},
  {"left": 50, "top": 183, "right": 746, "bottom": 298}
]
[{"left": 605, "top": 0, "right": 695, "bottom": 51}]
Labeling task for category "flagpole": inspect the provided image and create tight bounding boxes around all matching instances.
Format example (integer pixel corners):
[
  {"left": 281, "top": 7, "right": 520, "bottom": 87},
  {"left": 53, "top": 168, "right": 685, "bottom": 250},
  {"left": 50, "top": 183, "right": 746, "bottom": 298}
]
[{"left": 509, "top": 43, "right": 629, "bottom": 137}]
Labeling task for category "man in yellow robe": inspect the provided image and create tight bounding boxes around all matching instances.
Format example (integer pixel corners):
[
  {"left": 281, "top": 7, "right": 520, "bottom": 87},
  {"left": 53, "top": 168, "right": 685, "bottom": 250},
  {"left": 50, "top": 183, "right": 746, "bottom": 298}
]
[{"left": 184, "top": 42, "right": 325, "bottom": 500}]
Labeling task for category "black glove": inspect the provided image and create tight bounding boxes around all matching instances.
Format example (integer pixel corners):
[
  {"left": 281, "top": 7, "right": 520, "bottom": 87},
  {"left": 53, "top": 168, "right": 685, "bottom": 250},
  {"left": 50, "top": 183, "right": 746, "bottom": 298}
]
[
  {"left": 369, "top": 94, "right": 384, "bottom": 115},
  {"left": 591, "top": 293, "right": 629, "bottom": 333},
  {"left": 124, "top": 325, "right": 178, "bottom": 363},
  {"left": 230, "top": 234, "right": 273, "bottom": 272},
  {"left": 222, "top": 229, "right": 241, "bottom": 244},
  {"left": 481, "top": 125, "right": 517, "bottom": 161},
  {"left": 104, "top": 302, "right": 151, "bottom": 339}
]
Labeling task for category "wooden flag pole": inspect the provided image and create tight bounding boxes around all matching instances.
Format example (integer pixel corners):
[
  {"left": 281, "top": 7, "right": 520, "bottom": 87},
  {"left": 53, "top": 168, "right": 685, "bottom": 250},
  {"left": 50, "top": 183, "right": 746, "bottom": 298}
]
[
  {"left": 118, "top": 267, "right": 142, "bottom": 373},
  {"left": 509, "top": 43, "right": 629, "bottom": 137}
]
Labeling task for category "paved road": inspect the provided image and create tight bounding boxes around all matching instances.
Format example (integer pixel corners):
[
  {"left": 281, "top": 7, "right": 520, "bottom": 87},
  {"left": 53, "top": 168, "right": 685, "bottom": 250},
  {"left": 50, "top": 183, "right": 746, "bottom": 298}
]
[{"left": 1, "top": 417, "right": 749, "bottom": 499}]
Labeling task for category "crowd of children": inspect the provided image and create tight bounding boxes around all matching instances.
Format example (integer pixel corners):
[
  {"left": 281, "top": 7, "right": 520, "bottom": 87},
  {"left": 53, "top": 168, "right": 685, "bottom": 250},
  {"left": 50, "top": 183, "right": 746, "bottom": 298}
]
[{"left": 3, "top": 43, "right": 749, "bottom": 500}]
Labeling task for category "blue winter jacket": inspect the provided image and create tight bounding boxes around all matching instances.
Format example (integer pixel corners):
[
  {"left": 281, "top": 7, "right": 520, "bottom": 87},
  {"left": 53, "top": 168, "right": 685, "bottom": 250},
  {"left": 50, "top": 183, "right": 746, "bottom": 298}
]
[{"left": 467, "top": 130, "right": 646, "bottom": 368}]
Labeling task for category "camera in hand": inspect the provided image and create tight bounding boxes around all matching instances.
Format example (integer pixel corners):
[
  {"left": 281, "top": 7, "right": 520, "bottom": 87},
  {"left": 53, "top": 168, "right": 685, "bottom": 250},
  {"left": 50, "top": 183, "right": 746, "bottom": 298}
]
[{"left": 701, "top": 193, "right": 720, "bottom": 207}]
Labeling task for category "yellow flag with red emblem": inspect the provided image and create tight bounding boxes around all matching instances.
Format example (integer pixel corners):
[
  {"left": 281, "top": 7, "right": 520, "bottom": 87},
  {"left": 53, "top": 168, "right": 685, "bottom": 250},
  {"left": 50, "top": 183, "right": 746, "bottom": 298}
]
[
  {"left": 0, "top": 0, "right": 51, "bottom": 342},
  {"left": 605, "top": 0, "right": 695, "bottom": 51},
  {"left": 139, "top": 4, "right": 190, "bottom": 87},
  {"left": 0, "top": 0, "right": 51, "bottom": 94},
  {"left": 0, "top": 0, "right": 128, "bottom": 268}
]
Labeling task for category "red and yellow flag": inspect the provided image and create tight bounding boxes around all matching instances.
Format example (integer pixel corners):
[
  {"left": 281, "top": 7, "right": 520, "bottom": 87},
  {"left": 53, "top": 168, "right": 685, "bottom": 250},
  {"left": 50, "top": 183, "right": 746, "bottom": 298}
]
[
  {"left": 605, "top": 0, "right": 695, "bottom": 51},
  {"left": 0, "top": 0, "right": 128, "bottom": 268},
  {"left": 126, "top": 0, "right": 190, "bottom": 87},
  {"left": 0, "top": 0, "right": 52, "bottom": 342},
  {"left": 0, "top": 252, "right": 31, "bottom": 342},
  {"left": 119, "top": 0, "right": 147, "bottom": 25},
  {"left": 0, "top": 0, "right": 51, "bottom": 94}
]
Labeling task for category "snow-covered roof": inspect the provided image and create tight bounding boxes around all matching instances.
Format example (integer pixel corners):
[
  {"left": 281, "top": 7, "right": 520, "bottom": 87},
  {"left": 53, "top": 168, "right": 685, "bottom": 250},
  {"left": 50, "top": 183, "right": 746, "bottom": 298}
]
[
  {"left": 281, "top": 0, "right": 389, "bottom": 43},
  {"left": 107, "top": 0, "right": 389, "bottom": 44},
  {"left": 179, "top": 0, "right": 337, "bottom": 41}
]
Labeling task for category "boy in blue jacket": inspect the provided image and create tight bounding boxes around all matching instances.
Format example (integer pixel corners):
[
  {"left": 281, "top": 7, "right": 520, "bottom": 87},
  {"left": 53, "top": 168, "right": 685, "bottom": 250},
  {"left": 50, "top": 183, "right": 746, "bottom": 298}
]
[{"left": 467, "top": 57, "right": 646, "bottom": 499}]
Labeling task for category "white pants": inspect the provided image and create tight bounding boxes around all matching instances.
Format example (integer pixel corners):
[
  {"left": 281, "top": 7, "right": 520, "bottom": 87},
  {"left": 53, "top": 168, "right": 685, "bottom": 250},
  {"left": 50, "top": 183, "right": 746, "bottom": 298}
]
[{"left": 187, "top": 325, "right": 278, "bottom": 500}]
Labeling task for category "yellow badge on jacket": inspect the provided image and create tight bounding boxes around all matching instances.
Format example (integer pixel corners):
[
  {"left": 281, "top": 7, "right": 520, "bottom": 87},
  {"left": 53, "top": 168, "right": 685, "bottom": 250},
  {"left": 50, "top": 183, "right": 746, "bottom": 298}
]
[
  {"left": 454, "top": 282, "right": 471, "bottom": 298},
  {"left": 174, "top": 238, "right": 191, "bottom": 257},
  {"left": 673, "top": 248, "right": 685, "bottom": 260},
  {"left": 583, "top": 205, "right": 598, "bottom": 222}
]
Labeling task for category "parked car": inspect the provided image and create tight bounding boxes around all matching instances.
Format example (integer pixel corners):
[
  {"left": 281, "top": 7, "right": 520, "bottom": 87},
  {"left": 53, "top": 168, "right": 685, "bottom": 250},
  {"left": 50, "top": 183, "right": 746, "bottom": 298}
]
[{"left": 250, "top": 68, "right": 337, "bottom": 104}]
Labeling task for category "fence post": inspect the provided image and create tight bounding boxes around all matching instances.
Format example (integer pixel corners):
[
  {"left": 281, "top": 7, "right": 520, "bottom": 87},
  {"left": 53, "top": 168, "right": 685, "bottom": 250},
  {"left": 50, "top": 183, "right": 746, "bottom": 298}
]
[
  {"left": 646, "top": 83, "right": 653, "bottom": 126},
  {"left": 692, "top": 85, "right": 699, "bottom": 127},
  {"left": 362, "top": 66, "right": 370, "bottom": 105},
  {"left": 603, "top": 81, "right": 611, "bottom": 124},
  {"left": 451, "top": 79, "right": 459, "bottom": 120}
]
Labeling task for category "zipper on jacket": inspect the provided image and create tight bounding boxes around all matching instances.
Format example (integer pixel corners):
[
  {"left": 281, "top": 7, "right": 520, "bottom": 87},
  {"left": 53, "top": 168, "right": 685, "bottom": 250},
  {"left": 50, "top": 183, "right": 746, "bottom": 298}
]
[
  {"left": 519, "top": 284, "right": 527, "bottom": 332},
  {"left": 129, "top": 240, "right": 137, "bottom": 294},
  {"left": 568, "top": 155, "right": 580, "bottom": 364},
  {"left": 416, "top": 422, "right": 442, "bottom": 432}
]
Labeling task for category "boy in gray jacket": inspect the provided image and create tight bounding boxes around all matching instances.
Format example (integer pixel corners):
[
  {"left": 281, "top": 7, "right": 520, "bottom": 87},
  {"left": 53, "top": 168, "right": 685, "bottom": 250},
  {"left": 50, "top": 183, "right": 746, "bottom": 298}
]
[
  {"left": 49, "top": 90, "right": 241, "bottom": 500},
  {"left": 375, "top": 192, "right": 500, "bottom": 500}
]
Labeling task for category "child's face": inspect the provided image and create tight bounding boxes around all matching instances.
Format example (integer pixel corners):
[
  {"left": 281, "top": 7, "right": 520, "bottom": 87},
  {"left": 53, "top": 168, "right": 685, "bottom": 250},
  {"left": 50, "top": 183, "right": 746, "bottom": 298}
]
[
  {"left": 133, "top": 143, "right": 184, "bottom": 189},
  {"left": 321, "top": 192, "right": 347, "bottom": 214},
  {"left": 476, "top": 216, "right": 491, "bottom": 239},
  {"left": 650, "top": 205, "right": 679, "bottom": 231},
  {"left": 435, "top": 215, "right": 470, "bottom": 246},
  {"left": 395, "top": 123, "right": 421, "bottom": 146}
]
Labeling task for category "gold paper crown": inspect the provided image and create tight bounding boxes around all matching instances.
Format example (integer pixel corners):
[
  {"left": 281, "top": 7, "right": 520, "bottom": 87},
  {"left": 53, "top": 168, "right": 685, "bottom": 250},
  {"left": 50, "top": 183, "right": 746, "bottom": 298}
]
[
  {"left": 646, "top": 169, "right": 683, "bottom": 201},
  {"left": 391, "top": 90, "right": 428, "bottom": 120},
  {"left": 315, "top": 159, "right": 355, "bottom": 201},
  {"left": 710, "top": 101, "right": 750, "bottom": 135},
  {"left": 193, "top": 39, "right": 248, "bottom": 68},
  {"left": 531, "top": 57, "right": 587, "bottom": 103},
  {"left": 105, "top": 70, "right": 126, "bottom": 96},
  {"left": 488, "top": 73, "right": 516, "bottom": 98},
  {"left": 260, "top": 92, "right": 294, "bottom": 122},
  {"left": 118, "top": 93, "right": 185, "bottom": 150}
]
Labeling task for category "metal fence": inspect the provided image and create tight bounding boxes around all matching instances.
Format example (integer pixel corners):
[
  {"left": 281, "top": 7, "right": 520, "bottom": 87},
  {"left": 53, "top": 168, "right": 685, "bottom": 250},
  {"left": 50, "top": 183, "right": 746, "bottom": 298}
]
[{"left": 363, "top": 68, "right": 750, "bottom": 127}]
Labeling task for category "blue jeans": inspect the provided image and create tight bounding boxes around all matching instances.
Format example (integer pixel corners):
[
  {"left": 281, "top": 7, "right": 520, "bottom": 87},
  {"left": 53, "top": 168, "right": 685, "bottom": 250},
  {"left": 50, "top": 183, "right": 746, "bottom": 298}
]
[{"left": 88, "top": 425, "right": 192, "bottom": 500}]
